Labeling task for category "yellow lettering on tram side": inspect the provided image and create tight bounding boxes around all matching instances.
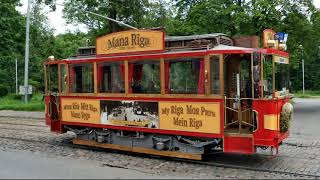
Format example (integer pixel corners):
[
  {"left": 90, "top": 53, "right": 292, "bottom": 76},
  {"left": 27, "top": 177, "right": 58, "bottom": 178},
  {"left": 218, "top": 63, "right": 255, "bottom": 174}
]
[
  {"left": 159, "top": 102, "right": 221, "bottom": 134},
  {"left": 61, "top": 99, "right": 100, "bottom": 124}
]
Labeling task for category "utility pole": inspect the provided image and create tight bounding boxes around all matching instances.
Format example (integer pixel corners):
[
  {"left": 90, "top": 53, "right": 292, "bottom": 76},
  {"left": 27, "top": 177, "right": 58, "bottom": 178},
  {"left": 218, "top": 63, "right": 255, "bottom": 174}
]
[
  {"left": 299, "top": 45, "right": 305, "bottom": 95},
  {"left": 16, "top": 58, "right": 18, "bottom": 94},
  {"left": 302, "top": 58, "right": 305, "bottom": 95},
  {"left": 24, "top": 0, "right": 31, "bottom": 103}
]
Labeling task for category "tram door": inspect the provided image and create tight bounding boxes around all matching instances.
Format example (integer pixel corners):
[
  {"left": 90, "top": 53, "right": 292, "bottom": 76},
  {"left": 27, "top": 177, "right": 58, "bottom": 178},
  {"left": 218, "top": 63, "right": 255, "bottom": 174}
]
[
  {"left": 224, "top": 54, "right": 254, "bottom": 134},
  {"left": 46, "top": 64, "right": 60, "bottom": 132}
]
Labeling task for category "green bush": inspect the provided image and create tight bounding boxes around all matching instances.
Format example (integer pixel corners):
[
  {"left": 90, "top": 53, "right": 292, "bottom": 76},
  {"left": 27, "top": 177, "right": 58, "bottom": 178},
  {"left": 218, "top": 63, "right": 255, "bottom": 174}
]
[
  {"left": 7, "top": 94, "right": 22, "bottom": 100},
  {"left": 0, "top": 93, "right": 45, "bottom": 111},
  {"left": 0, "top": 85, "right": 9, "bottom": 97}
]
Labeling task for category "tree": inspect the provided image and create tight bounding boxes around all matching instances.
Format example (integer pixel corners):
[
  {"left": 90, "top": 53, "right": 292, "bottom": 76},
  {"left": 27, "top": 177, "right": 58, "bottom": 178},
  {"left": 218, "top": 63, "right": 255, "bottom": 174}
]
[
  {"left": 52, "top": 31, "right": 90, "bottom": 59},
  {"left": 62, "top": 0, "right": 150, "bottom": 35},
  {"left": 0, "top": 0, "right": 25, "bottom": 93}
]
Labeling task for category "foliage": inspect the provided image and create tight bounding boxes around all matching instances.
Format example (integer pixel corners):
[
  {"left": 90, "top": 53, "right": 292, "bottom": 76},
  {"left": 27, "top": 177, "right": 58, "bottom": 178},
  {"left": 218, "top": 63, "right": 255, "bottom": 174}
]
[
  {"left": 0, "top": 93, "right": 45, "bottom": 111},
  {"left": 294, "top": 90, "right": 320, "bottom": 98},
  {"left": 0, "top": 0, "right": 25, "bottom": 93},
  {"left": 0, "top": 0, "right": 319, "bottom": 106},
  {"left": 52, "top": 31, "right": 90, "bottom": 59},
  {"left": 63, "top": 0, "right": 150, "bottom": 35},
  {"left": 0, "top": 85, "right": 9, "bottom": 97}
]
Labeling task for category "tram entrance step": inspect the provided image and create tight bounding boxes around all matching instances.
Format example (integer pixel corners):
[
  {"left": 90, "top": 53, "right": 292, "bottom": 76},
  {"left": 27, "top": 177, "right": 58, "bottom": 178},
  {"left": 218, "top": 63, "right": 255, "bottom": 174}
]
[{"left": 223, "top": 136, "right": 254, "bottom": 154}]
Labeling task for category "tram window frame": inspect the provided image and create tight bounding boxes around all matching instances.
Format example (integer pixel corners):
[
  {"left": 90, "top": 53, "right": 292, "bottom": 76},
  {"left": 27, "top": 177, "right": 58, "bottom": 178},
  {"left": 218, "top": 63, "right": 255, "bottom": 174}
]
[
  {"left": 252, "top": 52, "right": 261, "bottom": 98},
  {"left": 209, "top": 55, "right": 221, "bottom": 95},
  {"left": 97, "top": 61, "right": 125, "bottom": 94},
  {"left": 262, "top": 55, "right": 273, "bottom": 98},
  {"left": 128, "top": 60, "right": 161, "bottom": 94},
  {"left": 69, "top": 63, "right": 94, "bottom": 93},
  {"left": 274, "top": 56, "right": 290, "bottom": 97},
  {"left": 60, "top": 64, "right": 68, "bottom": 94},
  {"left": 47, "top": 64, "right": 59, "bottom": 94},
  {"left": 165, "top": 57, "right": 205, "bottom": 95}
]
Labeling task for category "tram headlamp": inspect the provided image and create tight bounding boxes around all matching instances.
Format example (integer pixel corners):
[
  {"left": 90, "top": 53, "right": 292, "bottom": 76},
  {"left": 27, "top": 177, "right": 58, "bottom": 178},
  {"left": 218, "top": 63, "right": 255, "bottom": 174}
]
[{"left": 48, "top": 55, "right": 55, "bottom": 61}]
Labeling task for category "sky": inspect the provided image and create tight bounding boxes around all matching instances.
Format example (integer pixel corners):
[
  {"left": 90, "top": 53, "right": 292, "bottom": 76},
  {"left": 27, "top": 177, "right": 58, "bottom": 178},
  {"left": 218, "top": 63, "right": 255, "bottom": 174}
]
[
  {"left": 16, "top": 0, "right": 88, "bottom": 35},
  {"left": 16, "top": 0, "right": 320, "bottom": 36}
]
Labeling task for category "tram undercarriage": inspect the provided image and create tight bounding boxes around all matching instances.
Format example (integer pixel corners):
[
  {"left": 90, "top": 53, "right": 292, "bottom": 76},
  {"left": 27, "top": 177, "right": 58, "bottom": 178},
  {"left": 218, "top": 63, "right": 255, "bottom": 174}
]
[{"left": 66, "top": 126, "right": 223, "bottom": 160}]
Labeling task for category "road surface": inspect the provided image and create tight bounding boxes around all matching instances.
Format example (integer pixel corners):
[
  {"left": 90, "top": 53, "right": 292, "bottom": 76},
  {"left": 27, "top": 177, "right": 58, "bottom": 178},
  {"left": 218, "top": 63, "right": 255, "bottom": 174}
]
[
  {"left": 0, "top": 98, "right": 319, "bottom": 179},
  {"left": 291, "top": 98, "right": 320, "bottom": 137},
  {"left": 0, "top": 150, "right": 180, "bottom": 179}
]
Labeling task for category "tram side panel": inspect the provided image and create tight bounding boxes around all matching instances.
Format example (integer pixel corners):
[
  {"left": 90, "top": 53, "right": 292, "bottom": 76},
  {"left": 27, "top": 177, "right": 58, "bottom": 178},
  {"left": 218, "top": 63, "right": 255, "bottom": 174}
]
[
  {"left": 58, "top": 97, "right": 224, "bottom": 138},
  {"left": 252, "top": 98, "right": 290, "bottom": 147}
]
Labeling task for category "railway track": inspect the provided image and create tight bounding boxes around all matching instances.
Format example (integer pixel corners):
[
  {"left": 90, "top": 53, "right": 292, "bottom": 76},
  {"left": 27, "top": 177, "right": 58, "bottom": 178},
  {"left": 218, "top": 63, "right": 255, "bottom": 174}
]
[
  {"left": 0, "top": 122, "right": 46, "bottom": 128},
  {"left": 0, "top": 117, "right": 319, "bottom": 178}
]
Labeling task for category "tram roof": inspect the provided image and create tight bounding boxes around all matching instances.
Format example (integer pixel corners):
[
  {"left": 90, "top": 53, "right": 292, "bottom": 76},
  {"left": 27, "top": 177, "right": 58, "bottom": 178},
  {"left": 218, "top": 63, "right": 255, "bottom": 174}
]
[
  {"left": 46, "top": 44, "right": 288, "bottom": 64},
  {"left": 165, "top": 33, "right": 228, "bottom": 42}
]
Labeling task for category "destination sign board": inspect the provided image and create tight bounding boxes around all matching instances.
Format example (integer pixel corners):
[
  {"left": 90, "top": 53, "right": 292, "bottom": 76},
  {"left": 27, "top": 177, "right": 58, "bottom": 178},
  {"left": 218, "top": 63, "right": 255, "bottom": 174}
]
[{"left": 96, "top": 30, "right": 164, "bottom": 55}]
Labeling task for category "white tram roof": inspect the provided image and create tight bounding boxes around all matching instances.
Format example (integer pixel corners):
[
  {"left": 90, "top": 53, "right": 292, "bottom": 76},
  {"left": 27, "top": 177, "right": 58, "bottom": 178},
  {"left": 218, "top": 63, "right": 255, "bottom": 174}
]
[{"left": 210, "top": 44, "right": 253, "bottom": 51}]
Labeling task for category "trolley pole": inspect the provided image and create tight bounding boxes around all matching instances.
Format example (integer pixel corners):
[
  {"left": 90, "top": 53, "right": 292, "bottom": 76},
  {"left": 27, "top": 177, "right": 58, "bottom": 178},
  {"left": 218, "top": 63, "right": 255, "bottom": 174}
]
[{"left": 24, "top": 0, "right": 31, "bottom": 103}]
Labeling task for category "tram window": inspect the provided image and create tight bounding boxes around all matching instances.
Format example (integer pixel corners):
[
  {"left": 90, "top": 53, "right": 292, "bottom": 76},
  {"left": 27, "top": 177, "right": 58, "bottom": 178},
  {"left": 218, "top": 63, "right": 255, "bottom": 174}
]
[
  {"left": 129, "top": 60, "right": 160, "bottom": 94},
  {"left": 263, "top": 56, "right": 273, "bottom": 98},
  {"left": 48, "top": 65, "right": 58, "bottom": 93},
  {"left": 69, "top": 63, "right": 94, "bottom": 93},
  {"left": 60, "top": 64, "right": 67, "bottom": 93},
  {"left": 275, "top": 62, "right": 289, "bottom": 94},
  {"left": 165, "top": 58, "right": 204, "bottom": 94},
  {"left": 210, "top": 56, "right": 220, "bottom": 95},
  {"left": 98, "top": 62, "right": 125, "bottom": 93}
]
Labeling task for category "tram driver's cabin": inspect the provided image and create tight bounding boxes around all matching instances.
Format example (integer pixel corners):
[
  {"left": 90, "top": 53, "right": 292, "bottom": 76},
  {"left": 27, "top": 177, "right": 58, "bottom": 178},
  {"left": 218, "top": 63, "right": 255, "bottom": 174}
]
[{"left": 44, "top": 29, "right": 293, "bottom": 160}]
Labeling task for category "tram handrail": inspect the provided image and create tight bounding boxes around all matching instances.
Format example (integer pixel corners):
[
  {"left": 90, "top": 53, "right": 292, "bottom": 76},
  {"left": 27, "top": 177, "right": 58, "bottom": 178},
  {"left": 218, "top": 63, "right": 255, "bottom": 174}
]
[{"left": 224, "top": 96, "right": 255, "bottom": 133}]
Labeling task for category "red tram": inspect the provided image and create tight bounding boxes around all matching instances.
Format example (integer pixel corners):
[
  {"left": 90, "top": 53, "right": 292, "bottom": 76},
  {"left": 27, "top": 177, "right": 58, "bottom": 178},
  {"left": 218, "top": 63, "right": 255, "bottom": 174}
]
[{"left": 44, "top": 29, "right": 293, "bottom": 160}]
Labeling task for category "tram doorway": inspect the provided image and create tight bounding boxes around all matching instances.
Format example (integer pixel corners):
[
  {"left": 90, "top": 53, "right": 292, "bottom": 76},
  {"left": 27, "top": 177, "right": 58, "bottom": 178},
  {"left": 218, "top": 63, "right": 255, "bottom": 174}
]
[
  {"left": 223, "top": 54, "right": 256, "bottom": 134},
  {"left": 45, "top": 64, "right": 60, "bottom": 132}
]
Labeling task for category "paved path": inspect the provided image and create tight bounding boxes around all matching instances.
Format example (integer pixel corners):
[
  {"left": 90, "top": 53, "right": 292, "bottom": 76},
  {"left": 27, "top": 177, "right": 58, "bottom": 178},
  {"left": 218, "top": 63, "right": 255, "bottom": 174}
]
[{"left": 0, "top": 150, "right": 181, "bottom": 179}]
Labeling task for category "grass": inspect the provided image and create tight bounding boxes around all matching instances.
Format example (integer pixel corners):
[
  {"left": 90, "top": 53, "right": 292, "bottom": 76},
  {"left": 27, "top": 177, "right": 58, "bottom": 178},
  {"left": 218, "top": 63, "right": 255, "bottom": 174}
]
[
  {"left": 0, "top": 93, "right": 45, "bottom": 112},
  {"left": 293, "top": 90, "right": 320, "bottom": 98}
]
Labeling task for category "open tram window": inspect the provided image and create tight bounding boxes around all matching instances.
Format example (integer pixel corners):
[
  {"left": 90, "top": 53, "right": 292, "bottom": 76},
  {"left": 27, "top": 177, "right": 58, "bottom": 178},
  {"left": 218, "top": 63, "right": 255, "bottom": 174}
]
[
  {"left": 129, "top": 60, "right": 160, "bottom": 94},
  {"left": 210, "top": 56, "right": 220, "bottom": 95},
  {"left": 48, "top": 65, "right": 58, "bottom": 94},
  {"left": 253, "top": 52, "right": 261, "bottom": 98},
  {"left": 60, "top": 64, "right": 67, "bottom": 93},
  {"left": 69, "top": 63, "right": 94, "bottom": 93},
  {"left": 263, "top": 55, "right": 273, "bottom": 98},
  {"left": 98, "top": 62, "right": 125, "bottom": 93},
  {"left": 165, "top": 58, "right": 204, "bottom": 94},
  {"left": 274, "top": 57, "right": 289, "bottom": 96}
]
